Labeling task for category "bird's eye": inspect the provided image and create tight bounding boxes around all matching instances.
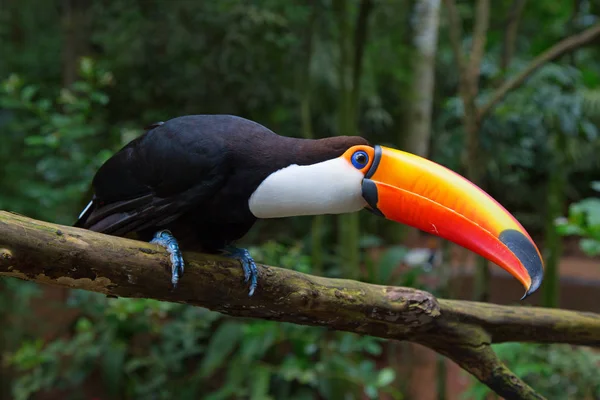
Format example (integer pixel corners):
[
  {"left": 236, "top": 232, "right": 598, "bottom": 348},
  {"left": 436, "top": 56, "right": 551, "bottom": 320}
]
[{"left": 351, "top": 150, "right": 369, "bottom": 169}]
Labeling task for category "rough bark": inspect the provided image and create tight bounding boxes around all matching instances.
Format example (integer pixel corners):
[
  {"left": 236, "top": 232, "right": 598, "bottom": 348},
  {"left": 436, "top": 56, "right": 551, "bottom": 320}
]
[{"left": 1, "top": 211, "right": 599, "bottom": 400}]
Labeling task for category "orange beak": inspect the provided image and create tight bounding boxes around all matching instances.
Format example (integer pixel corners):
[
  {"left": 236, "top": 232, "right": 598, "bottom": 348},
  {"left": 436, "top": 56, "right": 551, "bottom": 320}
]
[{"left": 361, "top": 145, "right": 544, "bottom": 298}]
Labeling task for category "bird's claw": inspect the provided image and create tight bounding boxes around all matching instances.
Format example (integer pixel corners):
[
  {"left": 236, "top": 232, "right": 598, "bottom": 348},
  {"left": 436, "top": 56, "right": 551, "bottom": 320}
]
[
  {"left": 150, "top": 230, "right": 184, "bottom": 287},
  {"left": 225, "top": 246, "right": 258, "bottom": 296}
]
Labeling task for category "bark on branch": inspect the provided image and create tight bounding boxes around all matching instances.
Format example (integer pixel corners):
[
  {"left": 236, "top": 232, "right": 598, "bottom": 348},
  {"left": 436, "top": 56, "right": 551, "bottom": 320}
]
[{"left": 1, "top": 211, "right": 599, "bottom": 399}]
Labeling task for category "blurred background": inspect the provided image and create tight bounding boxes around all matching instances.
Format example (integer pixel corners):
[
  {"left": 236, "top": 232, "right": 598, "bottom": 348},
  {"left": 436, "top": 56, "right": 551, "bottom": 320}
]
[{"left": 0, "top": 1, "right": 599, "bottom": 399}]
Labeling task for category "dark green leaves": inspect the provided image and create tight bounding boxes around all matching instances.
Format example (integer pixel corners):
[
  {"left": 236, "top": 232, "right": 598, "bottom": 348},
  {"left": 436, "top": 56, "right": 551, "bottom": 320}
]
[{"left": 199, "top": 321, "right": 244, "bottom": 378}]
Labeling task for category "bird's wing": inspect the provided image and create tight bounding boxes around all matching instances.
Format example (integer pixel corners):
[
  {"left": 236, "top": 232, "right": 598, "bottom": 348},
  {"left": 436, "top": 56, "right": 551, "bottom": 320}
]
[{"left": 75, "top": 119, "right": 229, "bottom": 235}]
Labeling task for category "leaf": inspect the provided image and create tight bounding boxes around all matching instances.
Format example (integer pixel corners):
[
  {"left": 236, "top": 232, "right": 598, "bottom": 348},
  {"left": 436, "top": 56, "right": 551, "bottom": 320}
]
[
  {"left": 558, "top": 108, "right": 577, "bottom": 135},
  {"left": 363, "top": 339, "right": 381, "bottom": 356},
  {"left": 101, "top": 341, "right": 126, "bottom": 396},
  {"left": 364, "top": 385, "right": 378, "bottom": 399},
  {"left": 591, "top": 181, "right": 600, "bottom": 193},
  {"left": 359, "top": 234, "right": 384, "bottom": 248},
  {"left": 199, "top": 321, "right": 243, "bottom": 378},
  {"left": 72, "top": 81, "right": 92, "bottom": 93},
  {"left": 376, "top": 368, "right": 395, "bottom": 387},
  {"left": 24, "top": 136, "right": 48, "bottom": 147},
  {"left": 0, "top": 97, "right": 27, "bottom": 109},
  {"left": 376, "top": 245, "right": 407, "bottom": 283},
  {"left": 239, "top": 325, "right": 276, "bottom": 362},
  {"left": 580, "top": 239, "right": 600, "bottom": 257},
  {"left": 90, "top": 91, "right": 109, "bottom": 105},
  {"left": 79, "top": 57, "right": 94, "bottom": 79},
  {"left": 20, "top": 85, "right": 38, "bottom": 102},
  {"left": 204, "top": 361, "right": 246, "bottom": 400},
  {"left": 124, "top": 357, "right": 154, "bottom": 373},
  {"left": 250, "top": 365, "right": 271, "bottom": 400},
  {"left": 75, "top": 317, "right": 92, "bottom": 332},
  {"left": 37, "top": 98, "right": 52, "bottom": 111},
  {"left": 580, "top": 120, "right": 598, "bottom": 141},
  {"left": 555, "top": 221, "right": 584, "bottom": 236},
  {"left": 575, "top": 199, "right": 600, "bottom": 227}
]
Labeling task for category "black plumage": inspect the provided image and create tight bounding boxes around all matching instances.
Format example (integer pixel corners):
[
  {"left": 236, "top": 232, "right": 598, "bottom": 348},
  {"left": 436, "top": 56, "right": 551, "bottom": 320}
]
[{"left": 75, "top": 114, "right": 368, "bottom": 253}]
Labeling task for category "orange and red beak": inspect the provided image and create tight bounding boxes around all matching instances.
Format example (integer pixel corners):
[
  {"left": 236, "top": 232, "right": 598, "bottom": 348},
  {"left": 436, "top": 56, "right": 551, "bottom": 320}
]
[{"left": 360, "top": 145, "right": 544, "bottom": 298}]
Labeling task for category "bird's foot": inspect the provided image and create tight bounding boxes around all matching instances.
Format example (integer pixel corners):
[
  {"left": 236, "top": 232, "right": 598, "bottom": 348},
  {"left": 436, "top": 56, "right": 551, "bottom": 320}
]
[
  {"left": 150, "top": 230, "right": 184, "bottom": 287},
  {"left": 224, "top": 246, "right": 258, "bottom": 296}
]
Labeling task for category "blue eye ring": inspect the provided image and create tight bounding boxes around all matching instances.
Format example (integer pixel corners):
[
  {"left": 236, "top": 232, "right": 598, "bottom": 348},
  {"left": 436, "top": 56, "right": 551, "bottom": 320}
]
[{"left": 351, "top": 150, "right": 369, "bottom": 169}]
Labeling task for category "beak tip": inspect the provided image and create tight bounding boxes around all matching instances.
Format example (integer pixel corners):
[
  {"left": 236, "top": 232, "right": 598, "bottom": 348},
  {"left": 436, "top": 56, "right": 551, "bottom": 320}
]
[
  {"left": 499, "top": 229, "right": 544, "bottom": 299},
  {"left": 521, "top": 269, "right": 544, "bottom": 300},
  {"left": 520, "top": 291, "right": 528, "bottom": 301},
  {"left": 520, "top": 280, "right": 541, "bottom": 300}
]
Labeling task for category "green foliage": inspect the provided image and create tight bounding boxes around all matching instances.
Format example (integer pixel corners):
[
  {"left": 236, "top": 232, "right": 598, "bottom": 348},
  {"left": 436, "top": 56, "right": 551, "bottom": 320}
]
[
  {"left": 0, "top": 58, "right": 130, "bottom": 224},
  {"left": 556, "top": 181, "right": 600, "bottom": 256},
  {"left": 4, "top": 242, "right": 402, "bottom": 400},
  {"left": 463, "top": 342, "right": 600, "bottom": 400},
  {"left": 436, "top": 61, "right": 600, "bottom": 230},
  {"left": 0, "top": 279, "right": 42, "bottom": 352}
]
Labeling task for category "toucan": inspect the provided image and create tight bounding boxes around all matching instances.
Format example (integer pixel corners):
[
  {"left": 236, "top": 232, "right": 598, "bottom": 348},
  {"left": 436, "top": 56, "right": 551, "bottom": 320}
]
[{"left": 75, "top": 114, "right": 544, "bottom": 298}]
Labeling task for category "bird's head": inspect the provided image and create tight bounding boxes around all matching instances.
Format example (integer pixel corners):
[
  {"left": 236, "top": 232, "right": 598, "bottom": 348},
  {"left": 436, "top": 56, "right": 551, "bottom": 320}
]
[{"left": 248, "top": 140, "right": 544, "bottom": 298}]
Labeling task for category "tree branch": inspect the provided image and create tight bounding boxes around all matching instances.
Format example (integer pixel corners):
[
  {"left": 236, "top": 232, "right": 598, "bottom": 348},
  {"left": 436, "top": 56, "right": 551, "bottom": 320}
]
[
  {"left": 501, "top": 0, "right": 528, "bottom": 73},
  {"left": 479, "top": 22, "right": 600, "bottom": 119},
  {"left": 467, "top": 0, "right": 490, "bottom": 98},
  {"left": 1, "top": 211, "right": 599, "bottom": 399},
  {"left": 443, "top": 0, "right": 466, "bottom": 74},
  {"left": 443, "top": 0, "right": 490, "bottom": 179},
  {"left": 350, "top": 0, "right": 374, "bottom": 114}
]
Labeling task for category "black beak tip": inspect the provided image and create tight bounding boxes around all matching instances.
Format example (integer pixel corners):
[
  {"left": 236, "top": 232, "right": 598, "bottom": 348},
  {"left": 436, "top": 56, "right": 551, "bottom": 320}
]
[{"left": 499, "top": 229, "right": 544, "bottom": 300}]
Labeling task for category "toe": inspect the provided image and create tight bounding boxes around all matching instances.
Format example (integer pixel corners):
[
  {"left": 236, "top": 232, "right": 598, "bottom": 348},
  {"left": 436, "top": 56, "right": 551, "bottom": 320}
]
[{"left": 242, "top": 261, "right": 251, "bottom": 283}]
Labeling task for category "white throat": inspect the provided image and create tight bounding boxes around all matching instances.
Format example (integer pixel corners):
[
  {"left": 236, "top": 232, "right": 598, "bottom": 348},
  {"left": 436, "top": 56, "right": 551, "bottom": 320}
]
[{"left": 248, "top": 157, "right": 366, "bottom": 218}]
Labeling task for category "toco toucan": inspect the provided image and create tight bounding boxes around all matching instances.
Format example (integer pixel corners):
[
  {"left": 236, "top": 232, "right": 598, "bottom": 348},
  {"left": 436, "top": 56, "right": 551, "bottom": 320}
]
[{"left": 75, "top": 115, "right": 544, "bottom": 298}]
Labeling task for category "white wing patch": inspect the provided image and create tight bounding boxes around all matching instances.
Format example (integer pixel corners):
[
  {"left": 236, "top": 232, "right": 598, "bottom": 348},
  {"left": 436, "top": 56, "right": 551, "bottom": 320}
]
[
  {"left": 248, "top": 157, "right": 366, "bottom": 218},
  {"left": 78, "top": 200, "right": 94, "bottom": 220}
]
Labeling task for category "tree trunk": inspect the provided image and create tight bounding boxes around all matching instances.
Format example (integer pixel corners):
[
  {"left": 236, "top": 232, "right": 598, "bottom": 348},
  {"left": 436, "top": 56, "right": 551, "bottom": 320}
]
[
  {"left": 298, "top": 1, "right": 325, "bottom": 274},
  {"left": 334, "top": 0, "right": 358, "bottom": 278},
  {"left": 400, "top": 0, "right": 442, "bottom": 245},
  {"left": 436, "top": 354, "right": 447, "bottom": 400},
  {"left": 501, "top": 0, "right": 527, "bottom": 74},
  {"left": 446, "top": 0, "right": 492, "bottom": 302},
  {"left": 541, "top": 133, "right": 566, "bottom": 308},
  {"left": 350, "top": 0, "right": 374, "bottom": 114},
  {"left": 334, "top": 0, "right": 374, "bottom": 279},
  {"left": 61, "top": 0, "right": 90, "bottom": 87},
  {"left": 466, "top": 112, "right": 491, "bottom": 302},
  {"left": 404, "top": 0, "right": 441, "bottom": 158}
]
